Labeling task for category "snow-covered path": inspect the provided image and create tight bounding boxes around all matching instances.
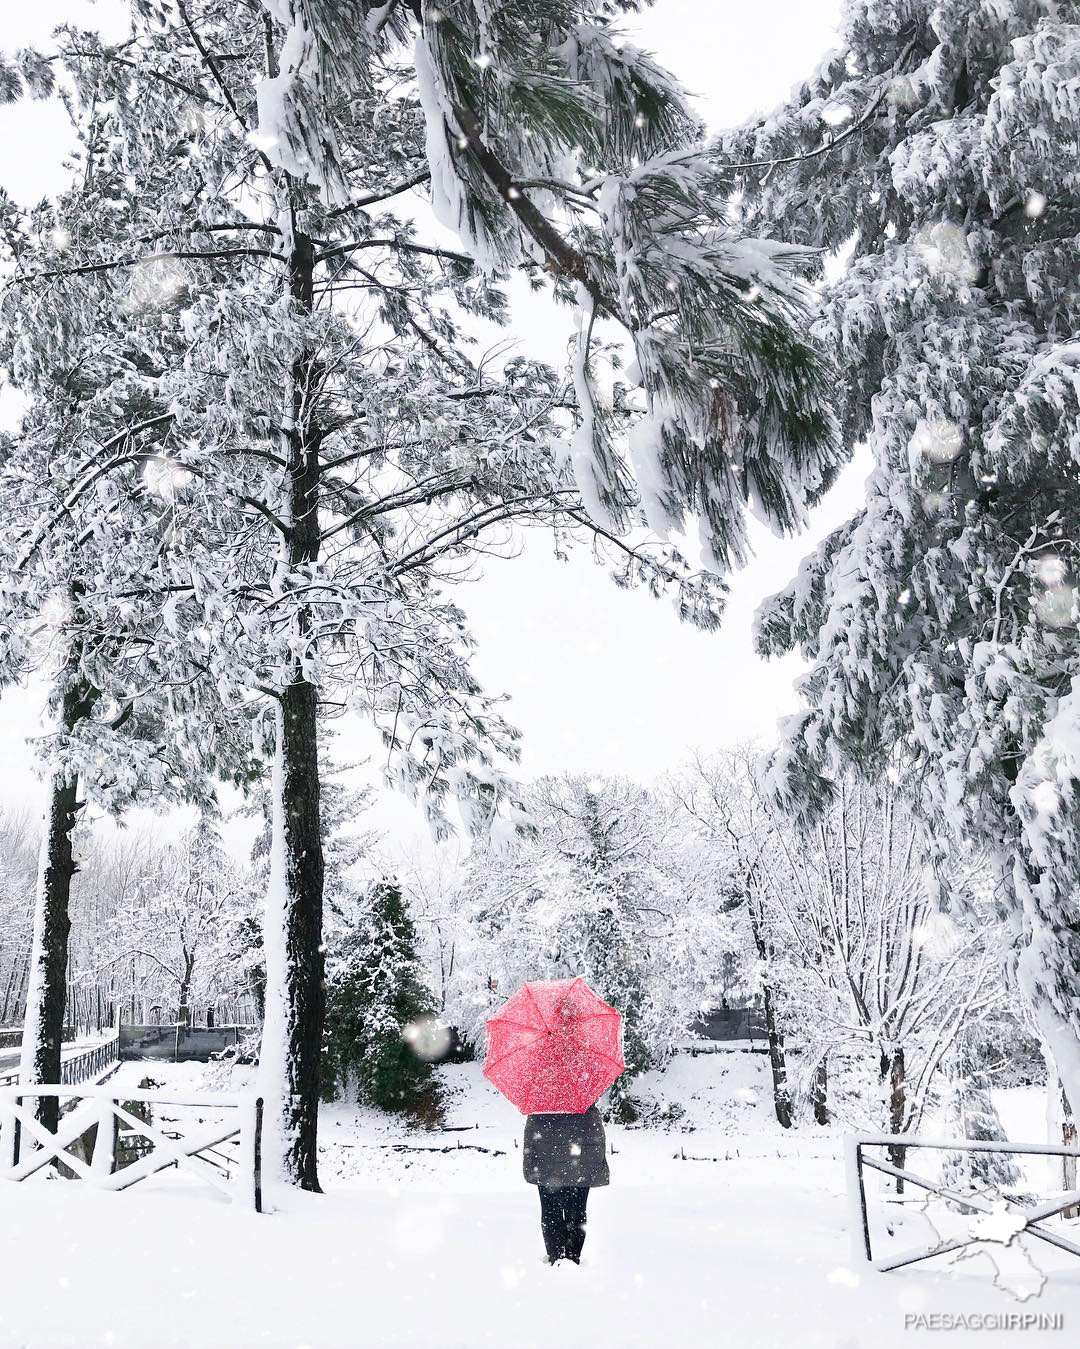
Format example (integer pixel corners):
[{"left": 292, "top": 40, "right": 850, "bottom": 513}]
[{"left": 0, "top": 1058, "right": 1078, "bottom": 1348}]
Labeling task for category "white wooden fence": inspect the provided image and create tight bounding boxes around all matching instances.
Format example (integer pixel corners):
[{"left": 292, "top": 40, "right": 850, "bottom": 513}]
[{"left": 0, "top": 1084, "right": 263, "bottom": 1211}]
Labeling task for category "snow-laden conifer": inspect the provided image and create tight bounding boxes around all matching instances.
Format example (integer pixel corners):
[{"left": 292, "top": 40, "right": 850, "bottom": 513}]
[
  {"left": 719, "top": 1, "right": 1080, "bottom": 1107},
  {"left": 3, "top": 0, "right": 840, "bottom": 1186}
]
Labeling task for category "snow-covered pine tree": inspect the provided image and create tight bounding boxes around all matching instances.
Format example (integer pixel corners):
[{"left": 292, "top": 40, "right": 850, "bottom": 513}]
[
  {"left": 0, "top": 122, "right": 251, "bottom": 1125},
  {"left": 5, "top": 0, "right": 840, "bottom": 1186},
  {"left": 323, "top": 877, "right": 443, "bottom": 1122},
  {"left": 719, "top": 1, "right": 1080, "bottom": 1106}
]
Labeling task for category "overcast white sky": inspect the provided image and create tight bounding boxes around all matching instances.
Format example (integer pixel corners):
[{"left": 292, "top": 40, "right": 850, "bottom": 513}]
[{"left": 0, "top": 0, "right": 864, "bottom": 863}]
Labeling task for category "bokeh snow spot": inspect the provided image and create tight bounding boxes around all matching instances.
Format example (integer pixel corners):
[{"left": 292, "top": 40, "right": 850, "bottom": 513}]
[
  {"left": 821, "top": 103, "right": 853, "bottom": 126},
  {"left": 921, "top": 490, "right": 951, "bottom": 517},
  {"left": 1034, "top": 555, "right": 1068, "bottom": 588},
  {"left": 908, "top": 417, "right": 964, "bottom": 471},
  {"left": 1034, "top": 579, "right": 1078, "bottom": 629},
  {"left": 402, "top": 1016, "right": 452, "bottom": 1062},
  {"left": 143, "top": 457, "right": 193, "bottom": 503},
  {"left": 912, "top": 222, "right": 978, "bottom": 285},
  {"left": 124, "top": 255, "right": 188, "bottom": 312}
]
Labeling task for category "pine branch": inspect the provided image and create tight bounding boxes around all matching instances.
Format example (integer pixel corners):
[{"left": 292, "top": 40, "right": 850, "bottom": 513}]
[
  {"left": 176, "top": 0, "right": 253, "bottom": 136},
  {"left": 717, "top": 36, "right": 921, "bottom": 176},
  {"left": 344, "top": 261, "right": 476, "bottom": 376},
  {"left": 320, "top": 473, "right": 474, "bottom": 544},
  {"left": 450, "top": 102, "right": 607, "bottom": 311},
  {"left": 324, "top": 167, "right": 433, "bottom": 221},
  {"left": 389, "top": 489, "right": 578, "bottom": 576},
  {"left": 10, "top": 247, "right": 283, "bottom": 287},
  {"left": 314, "top": 237, "right": 475, "bottom": 267},
  {"left": 61, "top": 47, "right": 223, "bottom": 107}
]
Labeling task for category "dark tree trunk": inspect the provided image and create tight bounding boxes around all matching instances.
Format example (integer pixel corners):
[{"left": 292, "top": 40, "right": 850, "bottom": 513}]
[
  {"left": 761, "top": 982, "right": 793, "bottom": 1129},
  {"left": 262, "top": 227, "right": 327, "bottom": 1192},
  {"left": 812, "top": 1054, "right": 829, "bottom": 1126},
  {"left": 747, "top": 897, "right": 792, "bottom": 1128},
  {"left": 881, "top": 1045, "right": 907, "bottom": 1191},
  {"left": 1, "top": 962, "right": 20, "bottom": 1024},
  {"left": 273, "top": 676, "right": 325, "bottom": 1190},
  {"left": 20, "top": 672, "right": 97, "bottom": 1132},
  {"left": 177, "top": 950, "right": 195, "bottom": 1026}
]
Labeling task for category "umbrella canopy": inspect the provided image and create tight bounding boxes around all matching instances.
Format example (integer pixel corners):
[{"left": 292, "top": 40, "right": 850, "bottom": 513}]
[{"left": 483, "top": 977, "right": 624, "bottom": 1114}]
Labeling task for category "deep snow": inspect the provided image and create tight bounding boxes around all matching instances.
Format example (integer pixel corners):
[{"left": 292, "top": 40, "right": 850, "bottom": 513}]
[{"left": 0, "top": 1053, "right": 1078, "bottom": 1348}]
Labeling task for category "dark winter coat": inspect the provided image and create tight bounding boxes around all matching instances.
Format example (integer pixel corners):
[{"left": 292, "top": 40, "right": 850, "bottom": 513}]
[{"left": 522, "top": 1106, "right": 610, "bottom": 1188}]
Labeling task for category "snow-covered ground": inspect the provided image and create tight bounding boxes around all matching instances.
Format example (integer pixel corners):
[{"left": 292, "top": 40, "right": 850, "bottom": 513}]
[{"left": 1, "top": 1053, "right": 1078, "bottom": 1348}]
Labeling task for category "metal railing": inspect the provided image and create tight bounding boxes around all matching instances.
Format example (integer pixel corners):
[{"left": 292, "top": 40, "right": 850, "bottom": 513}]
[
  {"left": 849, "top": 1133, "right": 1080, "bottom": 1274},
  {"left": 0, "top": 1035, "right": 119, "bottom": 1091},
  {"left": 61, "top": 1037, "right": 119, "bottom": 1085}
]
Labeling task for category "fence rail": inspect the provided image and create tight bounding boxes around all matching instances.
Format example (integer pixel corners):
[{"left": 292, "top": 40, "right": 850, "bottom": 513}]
[
  {"left": 849, "top": 1133, "right": 1080, "bottom": 1276},
  {"left": 0, "top": 1085, "right": 263, "bottom": 1211}
]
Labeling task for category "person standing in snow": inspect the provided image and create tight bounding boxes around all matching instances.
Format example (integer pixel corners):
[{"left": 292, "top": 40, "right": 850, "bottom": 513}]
[{"left": 523, "top": 1105, "right": 609, "bottom": 1264}]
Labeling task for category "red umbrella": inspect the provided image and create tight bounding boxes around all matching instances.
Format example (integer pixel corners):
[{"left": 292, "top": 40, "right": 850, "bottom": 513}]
[{"left": 483, "top": 976, "right": 624, "bottom": 1114}]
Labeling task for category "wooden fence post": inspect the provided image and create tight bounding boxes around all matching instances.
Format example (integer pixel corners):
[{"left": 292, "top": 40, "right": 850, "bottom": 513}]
[{"left": 90, "top": 1098, "right": 117, "bottom": 1177}]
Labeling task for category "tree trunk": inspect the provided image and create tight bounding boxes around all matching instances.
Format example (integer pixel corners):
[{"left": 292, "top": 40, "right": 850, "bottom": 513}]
[
  {"left": 812, "top": 1054, "right": 829, "bottom": 1126},
  {"left": 761, "top": 982, "right": 793, "bottom": 1128},
  {"left": 177, "top": 949, "right": 195, "bottom": 1026},
  {"left": 881, "top": 1045, "right": 907, "bottom": 1191},
  {"left": 1, "top": 962, "right": 20, "bottom": 1024},
  {"left": 19, "top": 672, "right": 96, "bottom": 1132},
  {"left": 747, "top": 896, "right": 793, "bottom": 1128},
  {"left": 257, "top": 227, "right": 327, "bottom": 1191}
]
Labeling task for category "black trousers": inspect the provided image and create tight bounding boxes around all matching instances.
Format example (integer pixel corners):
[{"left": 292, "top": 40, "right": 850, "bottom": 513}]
[{"left": 538, "top": 1185, "right": 590, "bottom": 1263}]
